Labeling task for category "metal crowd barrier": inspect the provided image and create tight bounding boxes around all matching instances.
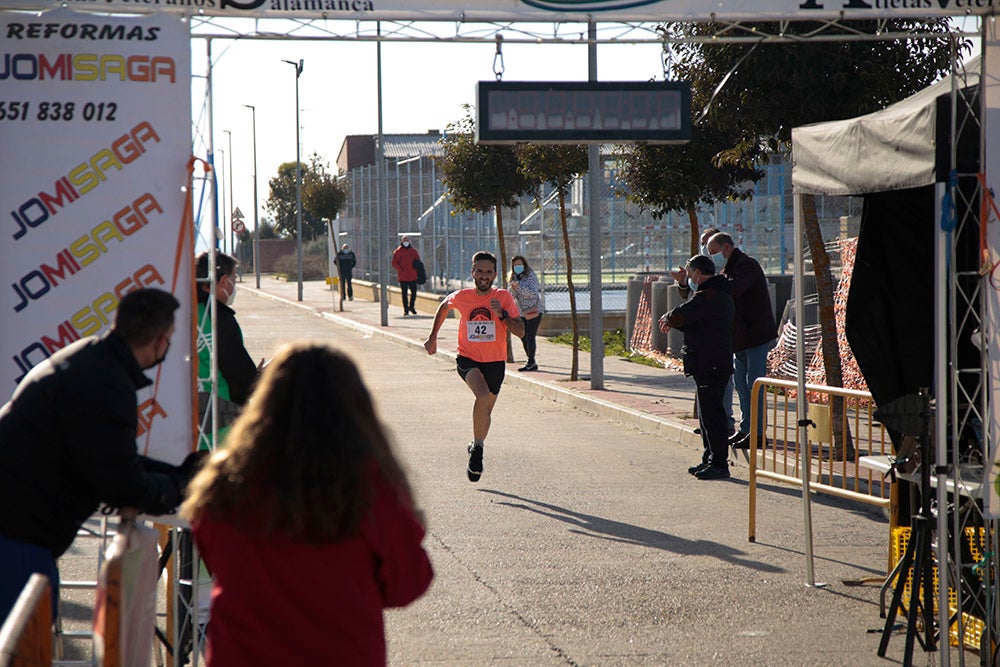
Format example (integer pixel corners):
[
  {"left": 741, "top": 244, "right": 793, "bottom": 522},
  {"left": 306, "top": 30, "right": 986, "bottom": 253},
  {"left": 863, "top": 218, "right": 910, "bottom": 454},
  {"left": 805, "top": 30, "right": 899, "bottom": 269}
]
[
  {"left": 747, "top": 378, "right": 895, "bottom": 548},
  {"left": 0, "top": 574, "right": 52, "bottom": 667}
]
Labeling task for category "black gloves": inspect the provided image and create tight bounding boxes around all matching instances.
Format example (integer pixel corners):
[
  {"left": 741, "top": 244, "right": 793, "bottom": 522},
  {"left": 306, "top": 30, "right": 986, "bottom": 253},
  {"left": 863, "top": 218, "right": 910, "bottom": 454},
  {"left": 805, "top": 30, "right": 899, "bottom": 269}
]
[
  {"left": 177, "top": 450, "right": 209, "bottom": 495},
  {"left": 136, "top": 451, "right": 209, "bottom": 515}
]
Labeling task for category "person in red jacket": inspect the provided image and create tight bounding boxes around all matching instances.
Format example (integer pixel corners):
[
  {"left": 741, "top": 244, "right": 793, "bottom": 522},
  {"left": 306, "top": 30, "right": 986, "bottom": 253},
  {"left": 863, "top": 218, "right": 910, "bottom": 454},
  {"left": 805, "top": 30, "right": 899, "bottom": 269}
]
[
  {"left": 391, "top": 235, "right": 421, "bottom": 316},
  {"left": 181, "top": 342, "right": 433, "bottom": 667}
]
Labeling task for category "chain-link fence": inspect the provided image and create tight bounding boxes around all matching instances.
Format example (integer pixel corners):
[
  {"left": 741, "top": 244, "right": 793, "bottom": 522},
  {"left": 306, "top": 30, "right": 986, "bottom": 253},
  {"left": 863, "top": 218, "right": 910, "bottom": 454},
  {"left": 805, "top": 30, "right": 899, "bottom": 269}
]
[{"left": 336, "top": 156, "right": 862, "bottom": 312}]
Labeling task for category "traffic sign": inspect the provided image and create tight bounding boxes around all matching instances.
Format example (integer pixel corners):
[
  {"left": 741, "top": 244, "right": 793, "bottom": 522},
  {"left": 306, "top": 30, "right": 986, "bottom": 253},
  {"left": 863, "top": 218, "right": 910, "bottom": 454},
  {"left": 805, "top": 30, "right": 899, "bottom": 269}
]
[
  {"left": 232, "top": 207, "right": 245, "bottom": 220},
  {"left": 233, "top": 220, "right": 246, "bottom": 234}
]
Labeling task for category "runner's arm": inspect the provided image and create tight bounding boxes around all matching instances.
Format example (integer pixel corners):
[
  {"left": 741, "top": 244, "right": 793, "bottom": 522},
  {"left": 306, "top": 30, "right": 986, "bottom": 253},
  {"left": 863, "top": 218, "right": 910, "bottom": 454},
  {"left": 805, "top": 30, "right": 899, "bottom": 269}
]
[{"left": 423, "top": 299, "right": 451, "bottom": 355}]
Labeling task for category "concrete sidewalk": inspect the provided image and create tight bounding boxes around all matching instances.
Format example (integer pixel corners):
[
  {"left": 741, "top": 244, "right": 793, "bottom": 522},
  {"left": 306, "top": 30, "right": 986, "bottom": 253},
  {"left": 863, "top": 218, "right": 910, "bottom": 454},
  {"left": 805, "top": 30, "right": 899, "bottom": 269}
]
[{"left": 243, "top": 275, "right": 705, "bottom": 455}]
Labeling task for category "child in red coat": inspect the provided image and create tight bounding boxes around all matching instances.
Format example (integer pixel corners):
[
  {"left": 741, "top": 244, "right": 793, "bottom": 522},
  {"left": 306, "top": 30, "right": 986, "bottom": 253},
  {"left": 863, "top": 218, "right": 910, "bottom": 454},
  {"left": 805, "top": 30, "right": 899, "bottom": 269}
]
[{"left": 182, "top": 342, "right": 433, "bottom": 666}]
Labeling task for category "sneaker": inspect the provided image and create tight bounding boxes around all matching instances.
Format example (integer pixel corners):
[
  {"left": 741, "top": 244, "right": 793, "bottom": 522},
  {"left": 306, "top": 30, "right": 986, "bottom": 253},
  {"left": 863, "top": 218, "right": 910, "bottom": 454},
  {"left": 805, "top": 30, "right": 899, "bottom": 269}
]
[
  {"left": 695, "top": 465, "right": 731, "bottom": 480},
  {"left": 467, "top": 443, "right": 484, "bottom": 482},
  {"left": 688, "top": 461, "right": 710, "bottom": 475},
  {"left": 517, "top": 363, "right": 538, "bottom": 372}
]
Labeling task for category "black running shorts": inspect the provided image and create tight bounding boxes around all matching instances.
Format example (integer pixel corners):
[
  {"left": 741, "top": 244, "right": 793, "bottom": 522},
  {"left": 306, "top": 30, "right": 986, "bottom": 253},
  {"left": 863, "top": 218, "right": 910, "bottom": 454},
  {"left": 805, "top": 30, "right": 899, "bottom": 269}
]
[{"left": 456, "top": 355, "right": 506, "bottom": 395}]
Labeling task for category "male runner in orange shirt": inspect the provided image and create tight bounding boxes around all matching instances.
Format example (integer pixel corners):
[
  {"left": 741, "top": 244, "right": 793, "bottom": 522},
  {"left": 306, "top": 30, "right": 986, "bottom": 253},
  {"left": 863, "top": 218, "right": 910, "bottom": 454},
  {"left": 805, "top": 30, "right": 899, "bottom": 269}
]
[{"left": 424, "top": 251, "right": 524, "bottom": 482}]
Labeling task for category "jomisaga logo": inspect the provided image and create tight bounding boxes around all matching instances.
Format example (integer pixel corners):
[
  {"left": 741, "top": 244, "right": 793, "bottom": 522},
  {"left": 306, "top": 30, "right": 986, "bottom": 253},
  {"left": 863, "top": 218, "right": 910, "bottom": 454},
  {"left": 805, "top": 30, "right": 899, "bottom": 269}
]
[{"left": 520, "top": 0, "right": 663, "bottom": 10}]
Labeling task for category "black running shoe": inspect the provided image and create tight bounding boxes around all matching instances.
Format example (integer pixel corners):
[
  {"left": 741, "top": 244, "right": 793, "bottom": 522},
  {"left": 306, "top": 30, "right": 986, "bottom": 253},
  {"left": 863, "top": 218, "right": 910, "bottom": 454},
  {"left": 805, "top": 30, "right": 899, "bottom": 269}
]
[
  {"left": 688, "top": 461, "right": 710, "bottom": 475},
  {"left": 695, "top": 465, "right": 731, "bottom": 480},
  {"left": 467, "top": 443, "right": 484, "bottom": 482}
]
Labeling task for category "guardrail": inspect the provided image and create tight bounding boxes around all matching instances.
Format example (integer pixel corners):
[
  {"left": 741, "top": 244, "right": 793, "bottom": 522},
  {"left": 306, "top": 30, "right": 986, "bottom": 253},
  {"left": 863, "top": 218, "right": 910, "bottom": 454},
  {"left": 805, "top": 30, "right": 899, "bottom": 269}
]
[
  {"left": 747, "top": 378, "right": 895, "bottom": 547},
  {"left": 0, "top": 573, "right": 52, "bottom": 667}
]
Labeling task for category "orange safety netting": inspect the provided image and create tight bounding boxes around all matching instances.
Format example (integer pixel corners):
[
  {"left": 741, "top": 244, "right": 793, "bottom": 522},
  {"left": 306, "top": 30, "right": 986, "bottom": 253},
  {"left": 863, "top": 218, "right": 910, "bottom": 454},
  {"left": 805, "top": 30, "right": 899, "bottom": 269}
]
[{"left": 767, "top": 237, "right": 869, "bottom": 402}]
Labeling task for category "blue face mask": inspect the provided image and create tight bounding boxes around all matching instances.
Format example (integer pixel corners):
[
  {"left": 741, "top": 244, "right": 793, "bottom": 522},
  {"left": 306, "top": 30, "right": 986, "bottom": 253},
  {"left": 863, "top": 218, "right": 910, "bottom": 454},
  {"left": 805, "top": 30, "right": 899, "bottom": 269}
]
[
  {"left": 687, "top": 277, "right": 698, "bottom": 292},
  {"left": 513, "top": 265, "right": 525, "bottom": 275}
]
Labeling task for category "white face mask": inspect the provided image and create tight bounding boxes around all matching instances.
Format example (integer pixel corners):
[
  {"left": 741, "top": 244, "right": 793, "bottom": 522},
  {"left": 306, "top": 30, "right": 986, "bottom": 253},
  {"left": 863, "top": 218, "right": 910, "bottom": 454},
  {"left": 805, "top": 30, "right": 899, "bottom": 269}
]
[
  {"left": 402, "top": 241, "right": 410, "bottom": 248},
  {"left": 225, "top": 282, "right": 237, "bottom": 306},
  {"left": 710, "top": 250, "right": 726, "bottom": 271}
]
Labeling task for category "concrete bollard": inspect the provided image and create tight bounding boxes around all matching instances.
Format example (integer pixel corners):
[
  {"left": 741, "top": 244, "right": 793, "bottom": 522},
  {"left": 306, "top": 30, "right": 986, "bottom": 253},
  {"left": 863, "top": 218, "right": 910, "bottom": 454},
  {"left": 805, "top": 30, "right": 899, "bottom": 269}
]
[
  {"left": 625, "top": 276, "right": 646, "bottom": 351},
  {"left": 649, "top": 277, "right": 673, "bottom": 353}
]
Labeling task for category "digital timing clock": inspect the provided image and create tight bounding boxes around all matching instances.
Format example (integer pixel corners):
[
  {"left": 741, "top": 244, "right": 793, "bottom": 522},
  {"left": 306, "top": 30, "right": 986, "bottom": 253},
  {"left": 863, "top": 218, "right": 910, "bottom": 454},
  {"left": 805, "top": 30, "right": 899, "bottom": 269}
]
[{"left": 476, "top": 81, "right": 691, "bottom": 144}]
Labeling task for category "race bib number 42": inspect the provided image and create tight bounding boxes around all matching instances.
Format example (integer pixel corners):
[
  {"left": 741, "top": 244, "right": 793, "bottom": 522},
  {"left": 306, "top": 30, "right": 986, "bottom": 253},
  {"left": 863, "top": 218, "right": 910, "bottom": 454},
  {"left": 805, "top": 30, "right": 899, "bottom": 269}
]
[{"left": 467, "top": 320, "right": 496, "bottom": 342}]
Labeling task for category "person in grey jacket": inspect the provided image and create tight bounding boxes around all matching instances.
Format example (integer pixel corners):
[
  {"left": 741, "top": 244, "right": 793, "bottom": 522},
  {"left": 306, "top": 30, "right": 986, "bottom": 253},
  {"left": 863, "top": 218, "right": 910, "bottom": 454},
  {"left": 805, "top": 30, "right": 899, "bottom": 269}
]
[
  {"left": 508, "top": 255, "right": 543, "bottom": 372},
  {"left": 660, "top": 255, "right": 735, "bottom": 480},
  {"left": 0, "top": 288, "right": 201, "bottom": 619}
]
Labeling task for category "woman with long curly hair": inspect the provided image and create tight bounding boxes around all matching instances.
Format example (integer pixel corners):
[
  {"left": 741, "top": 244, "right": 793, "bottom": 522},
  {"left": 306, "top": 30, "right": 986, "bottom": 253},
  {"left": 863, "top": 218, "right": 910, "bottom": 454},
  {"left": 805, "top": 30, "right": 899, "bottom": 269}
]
[{"left": 181, "top": 342, "right": 433, "bottom": 666}]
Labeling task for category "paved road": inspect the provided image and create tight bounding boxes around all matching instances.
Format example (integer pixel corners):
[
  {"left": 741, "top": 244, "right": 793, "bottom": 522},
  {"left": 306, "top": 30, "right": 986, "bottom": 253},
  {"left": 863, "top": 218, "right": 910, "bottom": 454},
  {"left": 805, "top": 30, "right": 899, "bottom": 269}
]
[
  {"left": 239, "top": 291, "right": 935, "bottom": 665},
  {"left": 56, "top": 289, "right": 959, "bottom": 665}
]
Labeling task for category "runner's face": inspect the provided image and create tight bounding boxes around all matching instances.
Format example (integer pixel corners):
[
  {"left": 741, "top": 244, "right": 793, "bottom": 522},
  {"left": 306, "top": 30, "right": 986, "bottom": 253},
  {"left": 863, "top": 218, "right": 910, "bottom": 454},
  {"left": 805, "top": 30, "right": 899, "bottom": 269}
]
[{"left": 472, "top": 260, "right": 496, "bottom": 293}]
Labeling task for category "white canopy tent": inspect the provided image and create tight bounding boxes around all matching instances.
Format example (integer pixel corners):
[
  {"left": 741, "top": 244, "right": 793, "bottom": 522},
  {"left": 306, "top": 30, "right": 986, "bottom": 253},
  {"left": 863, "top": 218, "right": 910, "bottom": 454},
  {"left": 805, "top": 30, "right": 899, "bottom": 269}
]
[{"left": 794, "top": 56, "right": 980, "bottom": 196}]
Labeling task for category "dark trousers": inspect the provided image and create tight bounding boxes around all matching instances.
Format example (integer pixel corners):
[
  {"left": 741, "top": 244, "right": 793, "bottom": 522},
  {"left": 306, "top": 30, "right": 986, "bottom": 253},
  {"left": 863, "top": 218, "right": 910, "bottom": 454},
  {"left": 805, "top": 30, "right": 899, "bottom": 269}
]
[
  {"left": 340, "top": 274, "right": 353, "bottom": 299},
  {"left": 520, "top": 314, "right": 542, "bottom": 363},
  {"left": 400, "top": 281, "right": 417, "bottom": 312},
  {"left": 694, "top": 373, "right": 730, "bottom": 468},
  {"left": 0, "top": 534, "right": 59, "bottom": 621}
]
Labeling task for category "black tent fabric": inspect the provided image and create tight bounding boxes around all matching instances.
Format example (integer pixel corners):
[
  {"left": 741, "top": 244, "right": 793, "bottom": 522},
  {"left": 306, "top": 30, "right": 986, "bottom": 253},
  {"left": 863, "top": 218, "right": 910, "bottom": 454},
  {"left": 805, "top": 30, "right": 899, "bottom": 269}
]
[
  {"left": 846, "top": 181, "right": 982, "bottom": 451},
  {"left": 846, "top": 186, "right": 935, "bottom": 442}
]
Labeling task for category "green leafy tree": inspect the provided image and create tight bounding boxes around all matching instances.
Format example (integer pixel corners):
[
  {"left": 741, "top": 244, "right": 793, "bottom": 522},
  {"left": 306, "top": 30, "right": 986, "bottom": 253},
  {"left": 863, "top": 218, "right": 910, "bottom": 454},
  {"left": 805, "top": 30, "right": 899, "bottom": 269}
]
[
  {"left": 303, "top": 160, "right": 348, "bottom": 223},
  {"left": 257, "top": 219, "right": 278, "bottom": 240},
  {"left": 616, "top": 123, "right": 762, "bottom": 257},
  {"left": 517, "top": 144, "right": 589, "bottom": 381},
  {"left": 266, "top": 153, "right": 338, "bottom": 241},
  {"left": 303, "top": 160, "right": 348, "bottom": 258},
  {"left": 669, "top": 19, "right": 960, "bottom": 458}
]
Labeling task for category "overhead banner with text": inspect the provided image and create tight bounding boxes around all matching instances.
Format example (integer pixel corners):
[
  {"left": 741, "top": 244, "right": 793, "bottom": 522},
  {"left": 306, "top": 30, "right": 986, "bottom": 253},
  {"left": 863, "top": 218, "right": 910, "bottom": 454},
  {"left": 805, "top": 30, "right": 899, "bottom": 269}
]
[
  {"left": 0, "top": 0, "right": 994, "bottom": 22},
  {"left": 0, "top": 9, "right": 193, "bottom": 465}
]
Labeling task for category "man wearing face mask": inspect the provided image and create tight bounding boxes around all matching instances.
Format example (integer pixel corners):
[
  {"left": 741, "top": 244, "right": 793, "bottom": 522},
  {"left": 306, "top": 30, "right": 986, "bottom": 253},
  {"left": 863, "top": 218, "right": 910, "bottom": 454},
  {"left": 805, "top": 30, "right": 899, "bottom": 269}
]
[
  {"left": 660, "top": 256, "right": 734, "bottom": 479},
  {"left": 0, "top": 288, "right": 202, "bottom": 619},
  {"left": 705, "top": 233, "right": 778, "bottom": 450},
  {"left": 195, "top": 252, "right": 260, "bottom": 408},
  {"left": 391, "top": 235, "right": 421, "bottom": 316},
  {"left": 673, "top": 227, "right": 736, "bottom": 437}
]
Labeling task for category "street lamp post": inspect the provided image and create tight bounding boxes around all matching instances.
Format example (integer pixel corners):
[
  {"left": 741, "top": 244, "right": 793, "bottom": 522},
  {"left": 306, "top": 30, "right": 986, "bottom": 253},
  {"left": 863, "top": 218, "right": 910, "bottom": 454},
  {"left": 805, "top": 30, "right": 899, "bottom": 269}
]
[
  {"left": 216, "top": 147, "right": 226, "bottom": 252},
  {"left": 223, "top": 129, "right": 235, "bottom": 270},
  {"left": 243, "top": 104, "right": 261, "bottom": 289},
  {"left": 282, "top": 58, "right": 305, "bottom": 301}
]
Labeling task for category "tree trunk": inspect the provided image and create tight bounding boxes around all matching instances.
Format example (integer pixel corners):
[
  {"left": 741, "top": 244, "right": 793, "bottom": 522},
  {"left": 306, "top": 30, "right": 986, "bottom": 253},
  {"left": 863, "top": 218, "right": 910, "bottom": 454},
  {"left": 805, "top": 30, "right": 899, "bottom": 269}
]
[
  {"left": 495, "top": 204, "right": 515, "bottom": 363},
  {"left": 558, "top": 188, "right": 579, "bottom": 381},
  {"left": 802, "top": 194, "right": 854, "bottom": 460},
  {"left": 687, "top": 205, "right": 700, "bottom": 257}
]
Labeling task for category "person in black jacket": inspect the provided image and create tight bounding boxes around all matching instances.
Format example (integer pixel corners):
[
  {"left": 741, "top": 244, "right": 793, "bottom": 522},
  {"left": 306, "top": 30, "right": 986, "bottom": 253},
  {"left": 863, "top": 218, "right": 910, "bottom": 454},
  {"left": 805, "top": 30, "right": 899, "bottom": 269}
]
[
  {"left": 705, "top": 233, "right": 778, "bottom": 449},
  {"left": 195, "top": 252, "right": 260, "bottom": 407},
  {"left": 335, "top": 243, "right": 357, "bottom": 301},
  {"left": 0, "top": 288, "right": 202, "bottom": 619},
  {"left": 660, "top": 255, "right": 735, "bottom": 480}
]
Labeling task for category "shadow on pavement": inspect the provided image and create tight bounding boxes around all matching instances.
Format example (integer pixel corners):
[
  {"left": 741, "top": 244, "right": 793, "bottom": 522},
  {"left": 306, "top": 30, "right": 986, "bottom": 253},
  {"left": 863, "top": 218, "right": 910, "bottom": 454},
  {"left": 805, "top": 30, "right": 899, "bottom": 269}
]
[{"left": 480, "top": 489, "right": 784, "bottom": 573}]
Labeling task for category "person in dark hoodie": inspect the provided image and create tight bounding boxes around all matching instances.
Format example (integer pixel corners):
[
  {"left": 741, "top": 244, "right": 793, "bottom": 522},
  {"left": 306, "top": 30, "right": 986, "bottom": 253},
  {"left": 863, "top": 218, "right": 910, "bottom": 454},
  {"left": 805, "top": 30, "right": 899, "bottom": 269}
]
[
  {"left": 660, "top": 255, "right": 735, "bottom": 480},
  {"left": 196, "top": 252, "right": 262, "bottom": 451},
  {"left": 196, "top": 252, "right": 260, "bottom": 407},
  {"left": 0, "top": 288, "right": 201, "bottom": 619}
]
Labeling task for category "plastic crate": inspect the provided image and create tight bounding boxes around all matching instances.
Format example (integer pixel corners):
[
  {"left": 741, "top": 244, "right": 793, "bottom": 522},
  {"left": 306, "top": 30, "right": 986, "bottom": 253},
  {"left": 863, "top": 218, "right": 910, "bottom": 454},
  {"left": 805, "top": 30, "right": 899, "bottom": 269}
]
[{"left": 890, "top": 526, "right": 985, "bottom": 650}]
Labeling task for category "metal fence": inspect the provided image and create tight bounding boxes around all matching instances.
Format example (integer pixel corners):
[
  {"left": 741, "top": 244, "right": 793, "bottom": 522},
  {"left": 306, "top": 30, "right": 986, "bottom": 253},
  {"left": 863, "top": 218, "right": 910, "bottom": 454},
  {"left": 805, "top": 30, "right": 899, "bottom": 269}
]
[{"left": 336, "top": 157, "right": 863, "bottom": 311}]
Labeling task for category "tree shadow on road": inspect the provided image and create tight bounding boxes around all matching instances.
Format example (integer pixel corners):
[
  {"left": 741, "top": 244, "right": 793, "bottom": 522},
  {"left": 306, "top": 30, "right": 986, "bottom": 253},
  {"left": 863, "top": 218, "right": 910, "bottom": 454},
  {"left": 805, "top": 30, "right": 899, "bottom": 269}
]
[{"left": 480, "top": 489, "right": 784, "bottom": 573}]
